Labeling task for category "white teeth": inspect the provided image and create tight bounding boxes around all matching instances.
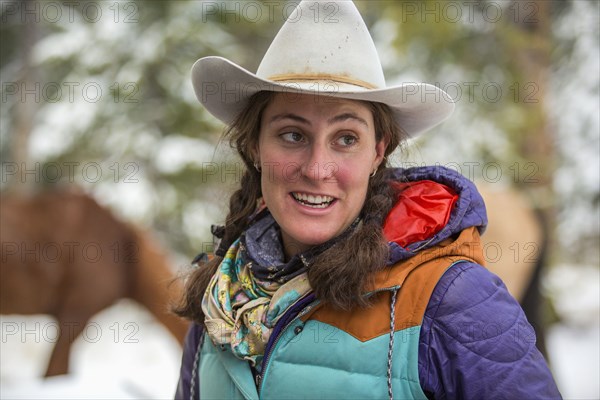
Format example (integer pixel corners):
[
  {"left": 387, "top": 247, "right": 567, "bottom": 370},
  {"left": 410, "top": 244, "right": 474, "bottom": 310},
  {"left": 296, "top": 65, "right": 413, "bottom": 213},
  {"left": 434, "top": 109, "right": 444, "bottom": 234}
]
[{"left": 292, "top": 192, "right": 334, "bottom": 208}]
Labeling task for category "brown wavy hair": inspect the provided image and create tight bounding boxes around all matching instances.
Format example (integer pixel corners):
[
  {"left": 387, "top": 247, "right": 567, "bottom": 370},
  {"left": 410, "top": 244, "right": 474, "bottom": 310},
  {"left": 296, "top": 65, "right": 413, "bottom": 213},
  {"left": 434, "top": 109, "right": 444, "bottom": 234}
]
[{"left": 174, "top": 91, "right": 408, "bottom": 323}]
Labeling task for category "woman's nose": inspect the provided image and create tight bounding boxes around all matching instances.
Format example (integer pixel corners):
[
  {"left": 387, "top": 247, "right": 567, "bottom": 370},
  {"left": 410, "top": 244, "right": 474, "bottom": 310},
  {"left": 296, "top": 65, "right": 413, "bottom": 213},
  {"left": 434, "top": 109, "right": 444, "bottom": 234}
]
[{"left": 300, "top": 142, "right": 336, "bottom": 181}]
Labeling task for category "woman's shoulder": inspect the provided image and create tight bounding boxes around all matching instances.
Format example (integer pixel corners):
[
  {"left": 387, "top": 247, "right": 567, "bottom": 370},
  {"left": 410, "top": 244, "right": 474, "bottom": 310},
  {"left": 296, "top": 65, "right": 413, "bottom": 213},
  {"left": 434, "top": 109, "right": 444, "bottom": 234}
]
[
  {"left": 423, "top": 261, "right": 535, "bottom": 359},
  {"left": 418, "top": 262, "right": 562, "bottom": 399},
  {"left": 426, "top": 261, "right": 519, "bottom": 320}
]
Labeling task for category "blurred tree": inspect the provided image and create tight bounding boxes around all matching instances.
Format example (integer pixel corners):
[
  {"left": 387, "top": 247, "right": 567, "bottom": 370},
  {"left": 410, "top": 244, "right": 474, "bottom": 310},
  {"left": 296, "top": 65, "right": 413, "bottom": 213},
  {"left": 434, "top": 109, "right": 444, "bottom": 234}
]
[
  {"left": 0, "top": 0, "right": 280, "bottom": 261},
  {"left": 365, "top": 1, "right": 598, "bottom": 265}
]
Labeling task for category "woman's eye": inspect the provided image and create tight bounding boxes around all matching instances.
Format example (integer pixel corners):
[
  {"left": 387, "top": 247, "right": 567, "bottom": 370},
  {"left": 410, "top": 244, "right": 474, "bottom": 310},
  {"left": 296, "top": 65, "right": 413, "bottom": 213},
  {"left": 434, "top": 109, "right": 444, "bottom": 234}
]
[
  {"left": 336, "top": 135, "right": 358, "bottom": 146},
  {"left": 280, "top": 132, "right": 304, "bottom": 143}
]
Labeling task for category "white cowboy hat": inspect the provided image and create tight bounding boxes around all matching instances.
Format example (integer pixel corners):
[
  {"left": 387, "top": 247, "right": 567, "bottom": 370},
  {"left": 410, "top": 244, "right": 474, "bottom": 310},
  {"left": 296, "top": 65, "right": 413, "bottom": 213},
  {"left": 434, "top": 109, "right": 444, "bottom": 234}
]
[{"left": 191, "top": 0, "right": 454, "bottom": 137}]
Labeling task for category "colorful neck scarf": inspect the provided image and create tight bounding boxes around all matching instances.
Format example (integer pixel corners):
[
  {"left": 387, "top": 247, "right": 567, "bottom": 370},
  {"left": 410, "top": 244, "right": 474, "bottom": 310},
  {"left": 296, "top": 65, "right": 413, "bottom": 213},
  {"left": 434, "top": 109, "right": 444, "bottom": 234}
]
[
  {"left": 202, "top": 212, "right": 360, "bottom": 367},
  {"left": 201, "top": 237, "right": 312, "bottom": 367}
]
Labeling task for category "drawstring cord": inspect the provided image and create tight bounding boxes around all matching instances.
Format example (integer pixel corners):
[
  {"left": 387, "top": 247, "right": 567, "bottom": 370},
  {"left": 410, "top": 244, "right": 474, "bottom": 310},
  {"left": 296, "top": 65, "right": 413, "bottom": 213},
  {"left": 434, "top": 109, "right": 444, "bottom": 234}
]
[
  {"left": 387, "top": 288, "right": 399, "bottom": 400},
  {"left": 190, "top": 333, "right": 204, "bottom": 400}
]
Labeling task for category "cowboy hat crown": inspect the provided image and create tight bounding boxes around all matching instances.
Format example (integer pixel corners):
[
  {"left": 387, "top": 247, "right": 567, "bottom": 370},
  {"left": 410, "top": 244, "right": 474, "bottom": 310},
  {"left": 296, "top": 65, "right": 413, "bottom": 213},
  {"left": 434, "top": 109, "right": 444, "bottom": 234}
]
[
  {"left": 256, "top": 0, "right": 385, "bottom": 91},
  {"left": 192, "top": 0, "right": 454, "bottom": 136}
]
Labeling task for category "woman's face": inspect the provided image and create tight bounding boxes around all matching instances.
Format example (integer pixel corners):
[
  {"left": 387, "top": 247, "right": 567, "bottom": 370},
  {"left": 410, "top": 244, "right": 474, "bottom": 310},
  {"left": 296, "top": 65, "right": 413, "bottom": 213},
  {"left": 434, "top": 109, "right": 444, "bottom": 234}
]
[{"left": 256, "top": 93, "right": 386, "bottom": 258}]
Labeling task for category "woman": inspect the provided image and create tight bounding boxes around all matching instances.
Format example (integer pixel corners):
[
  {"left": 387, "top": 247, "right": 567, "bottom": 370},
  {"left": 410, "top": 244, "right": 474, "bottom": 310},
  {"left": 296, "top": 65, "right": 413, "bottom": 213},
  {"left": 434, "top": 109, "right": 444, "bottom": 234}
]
[{"left": 175, "top": 1, "right": 561, "bottom": 399}]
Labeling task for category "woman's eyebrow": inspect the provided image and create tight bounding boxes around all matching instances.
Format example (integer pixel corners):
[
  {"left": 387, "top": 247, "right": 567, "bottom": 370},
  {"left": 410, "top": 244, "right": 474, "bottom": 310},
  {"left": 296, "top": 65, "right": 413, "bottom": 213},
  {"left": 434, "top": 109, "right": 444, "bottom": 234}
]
[
  {"left": 328, "top": 113, "right": 369, "bottom": 128},
  {"left": 269, "top": 111, "right": 369, "bottom": 128},
  {"left": 269, "top": 113, "right": 311, "bottom": 125}
]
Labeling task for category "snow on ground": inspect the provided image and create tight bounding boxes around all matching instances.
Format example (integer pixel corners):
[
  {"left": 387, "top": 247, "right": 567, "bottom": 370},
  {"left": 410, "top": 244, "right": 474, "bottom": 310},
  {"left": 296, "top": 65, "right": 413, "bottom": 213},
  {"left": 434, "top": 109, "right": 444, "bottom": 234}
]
[
  {"left": 545, "top": 264, "right": 600, "bottom": 399},
  {"left": 547, "top": 323, "right": 599, "bottom": 399},
  {"left": 1, "top": 300, "right": 182, "bottom": 399},
  {"left": 1, "top": 265, "right": 599, "bottom": 399}
]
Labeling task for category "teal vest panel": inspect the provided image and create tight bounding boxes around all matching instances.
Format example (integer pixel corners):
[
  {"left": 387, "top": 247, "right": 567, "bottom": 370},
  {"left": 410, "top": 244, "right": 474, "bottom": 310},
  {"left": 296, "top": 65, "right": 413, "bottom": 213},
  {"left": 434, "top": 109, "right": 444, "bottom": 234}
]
[
  {"left": 260, "top": 319, "right": 428, "bottom": 399},
  {"left": 198, "top": 319, "right": 428, "bottom": 399},
  {"left": 199, "top": 337, "right": 258, "bottom": 400}
]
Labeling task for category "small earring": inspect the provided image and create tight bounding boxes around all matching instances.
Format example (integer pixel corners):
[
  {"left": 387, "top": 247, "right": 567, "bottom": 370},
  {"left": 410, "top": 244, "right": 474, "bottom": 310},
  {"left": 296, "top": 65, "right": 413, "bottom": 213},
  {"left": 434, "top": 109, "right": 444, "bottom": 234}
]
[
  {"left": 370, "top": 169, "right": 377, "bottom": 178},
  {"left": 254, "top": 162, "right": 261, "bottom": 172}
]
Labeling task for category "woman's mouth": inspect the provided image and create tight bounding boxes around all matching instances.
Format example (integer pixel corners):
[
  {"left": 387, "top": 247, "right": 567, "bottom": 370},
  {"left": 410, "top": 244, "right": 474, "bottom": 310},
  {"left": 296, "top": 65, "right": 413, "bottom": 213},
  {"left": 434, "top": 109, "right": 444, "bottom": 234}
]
[{"left": 291, "top": 192, "right": 335, "bottom": 209}]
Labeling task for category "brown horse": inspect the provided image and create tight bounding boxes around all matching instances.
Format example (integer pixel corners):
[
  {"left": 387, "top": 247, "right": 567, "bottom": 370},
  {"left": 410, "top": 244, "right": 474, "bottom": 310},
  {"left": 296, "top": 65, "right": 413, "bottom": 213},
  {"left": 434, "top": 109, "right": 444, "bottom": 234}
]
[
  {"left": 479, "top": 183, "right": 543, "bottom": 300},
  {"left": 0, "top": 189, "right": 189, "bottom": 377}
]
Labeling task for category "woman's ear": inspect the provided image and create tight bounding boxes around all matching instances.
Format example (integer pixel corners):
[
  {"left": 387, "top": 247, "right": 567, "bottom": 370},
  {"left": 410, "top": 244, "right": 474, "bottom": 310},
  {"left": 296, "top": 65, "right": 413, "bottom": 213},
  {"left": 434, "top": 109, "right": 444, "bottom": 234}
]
[
  {"left": 249, "top": 143, "right": 260, "bottom": 165},
  {"left": 373, "top": 139, "right": 387, "bottom": 170}
]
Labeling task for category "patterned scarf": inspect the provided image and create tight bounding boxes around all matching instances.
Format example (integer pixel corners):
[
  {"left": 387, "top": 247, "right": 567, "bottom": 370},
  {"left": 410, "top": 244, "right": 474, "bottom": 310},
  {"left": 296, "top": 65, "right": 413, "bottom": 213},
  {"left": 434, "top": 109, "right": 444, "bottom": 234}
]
[
  {"left": 202, "top": 212, "right": 360, "bottom": 367},
  {"left": 201, "top": 236, "right": 312, "bottom": 367}
]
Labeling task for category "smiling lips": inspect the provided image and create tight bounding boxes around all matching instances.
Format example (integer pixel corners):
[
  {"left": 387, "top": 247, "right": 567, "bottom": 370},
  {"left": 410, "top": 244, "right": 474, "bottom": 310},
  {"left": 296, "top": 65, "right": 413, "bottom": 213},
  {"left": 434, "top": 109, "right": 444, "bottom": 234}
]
[{"left": 291, "top": 192, "right": 335, "bottom": 209}]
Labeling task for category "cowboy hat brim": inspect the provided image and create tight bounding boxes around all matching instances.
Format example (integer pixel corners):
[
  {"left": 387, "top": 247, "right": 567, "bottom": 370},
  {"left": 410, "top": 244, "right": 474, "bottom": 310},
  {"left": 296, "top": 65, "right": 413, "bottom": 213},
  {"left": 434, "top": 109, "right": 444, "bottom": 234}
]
[{"left": 192, "top": 56, "right": 455, "bottom": 137}]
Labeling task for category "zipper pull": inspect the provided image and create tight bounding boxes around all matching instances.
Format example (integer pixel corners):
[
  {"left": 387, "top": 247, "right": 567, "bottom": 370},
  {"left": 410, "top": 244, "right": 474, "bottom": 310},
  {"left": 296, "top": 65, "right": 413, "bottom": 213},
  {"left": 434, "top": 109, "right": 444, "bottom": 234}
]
[{"left": 255, "top": 373, "right": 262, "bottom": 388}]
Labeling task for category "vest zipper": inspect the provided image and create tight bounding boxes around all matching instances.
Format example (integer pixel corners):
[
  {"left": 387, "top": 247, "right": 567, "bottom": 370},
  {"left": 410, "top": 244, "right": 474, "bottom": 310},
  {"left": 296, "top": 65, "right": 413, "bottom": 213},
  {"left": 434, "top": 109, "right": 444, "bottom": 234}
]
[
  {"left": 257, "top": 286, "right": 397, "bottom": 392},
  {"left": 256, "top": 286, "right": 402, "bottom": 396}
]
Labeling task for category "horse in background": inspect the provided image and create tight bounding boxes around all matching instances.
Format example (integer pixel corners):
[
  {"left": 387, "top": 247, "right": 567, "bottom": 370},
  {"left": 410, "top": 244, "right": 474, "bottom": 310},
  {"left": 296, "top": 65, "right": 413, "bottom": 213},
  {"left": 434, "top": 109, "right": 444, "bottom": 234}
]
[
  {"left": 0, "top": 189, "right": 189, "bottom": 377},
  {"left": 479, "top": 183, "right": 549, "bottom": 356}
]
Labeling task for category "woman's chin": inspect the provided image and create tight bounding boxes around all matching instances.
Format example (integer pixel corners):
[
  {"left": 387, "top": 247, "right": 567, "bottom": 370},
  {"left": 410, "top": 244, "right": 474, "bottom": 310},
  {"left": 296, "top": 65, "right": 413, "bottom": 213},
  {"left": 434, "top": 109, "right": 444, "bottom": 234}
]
[{"left": 281, "top": 226, "right": 341, "bottom": 255}]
